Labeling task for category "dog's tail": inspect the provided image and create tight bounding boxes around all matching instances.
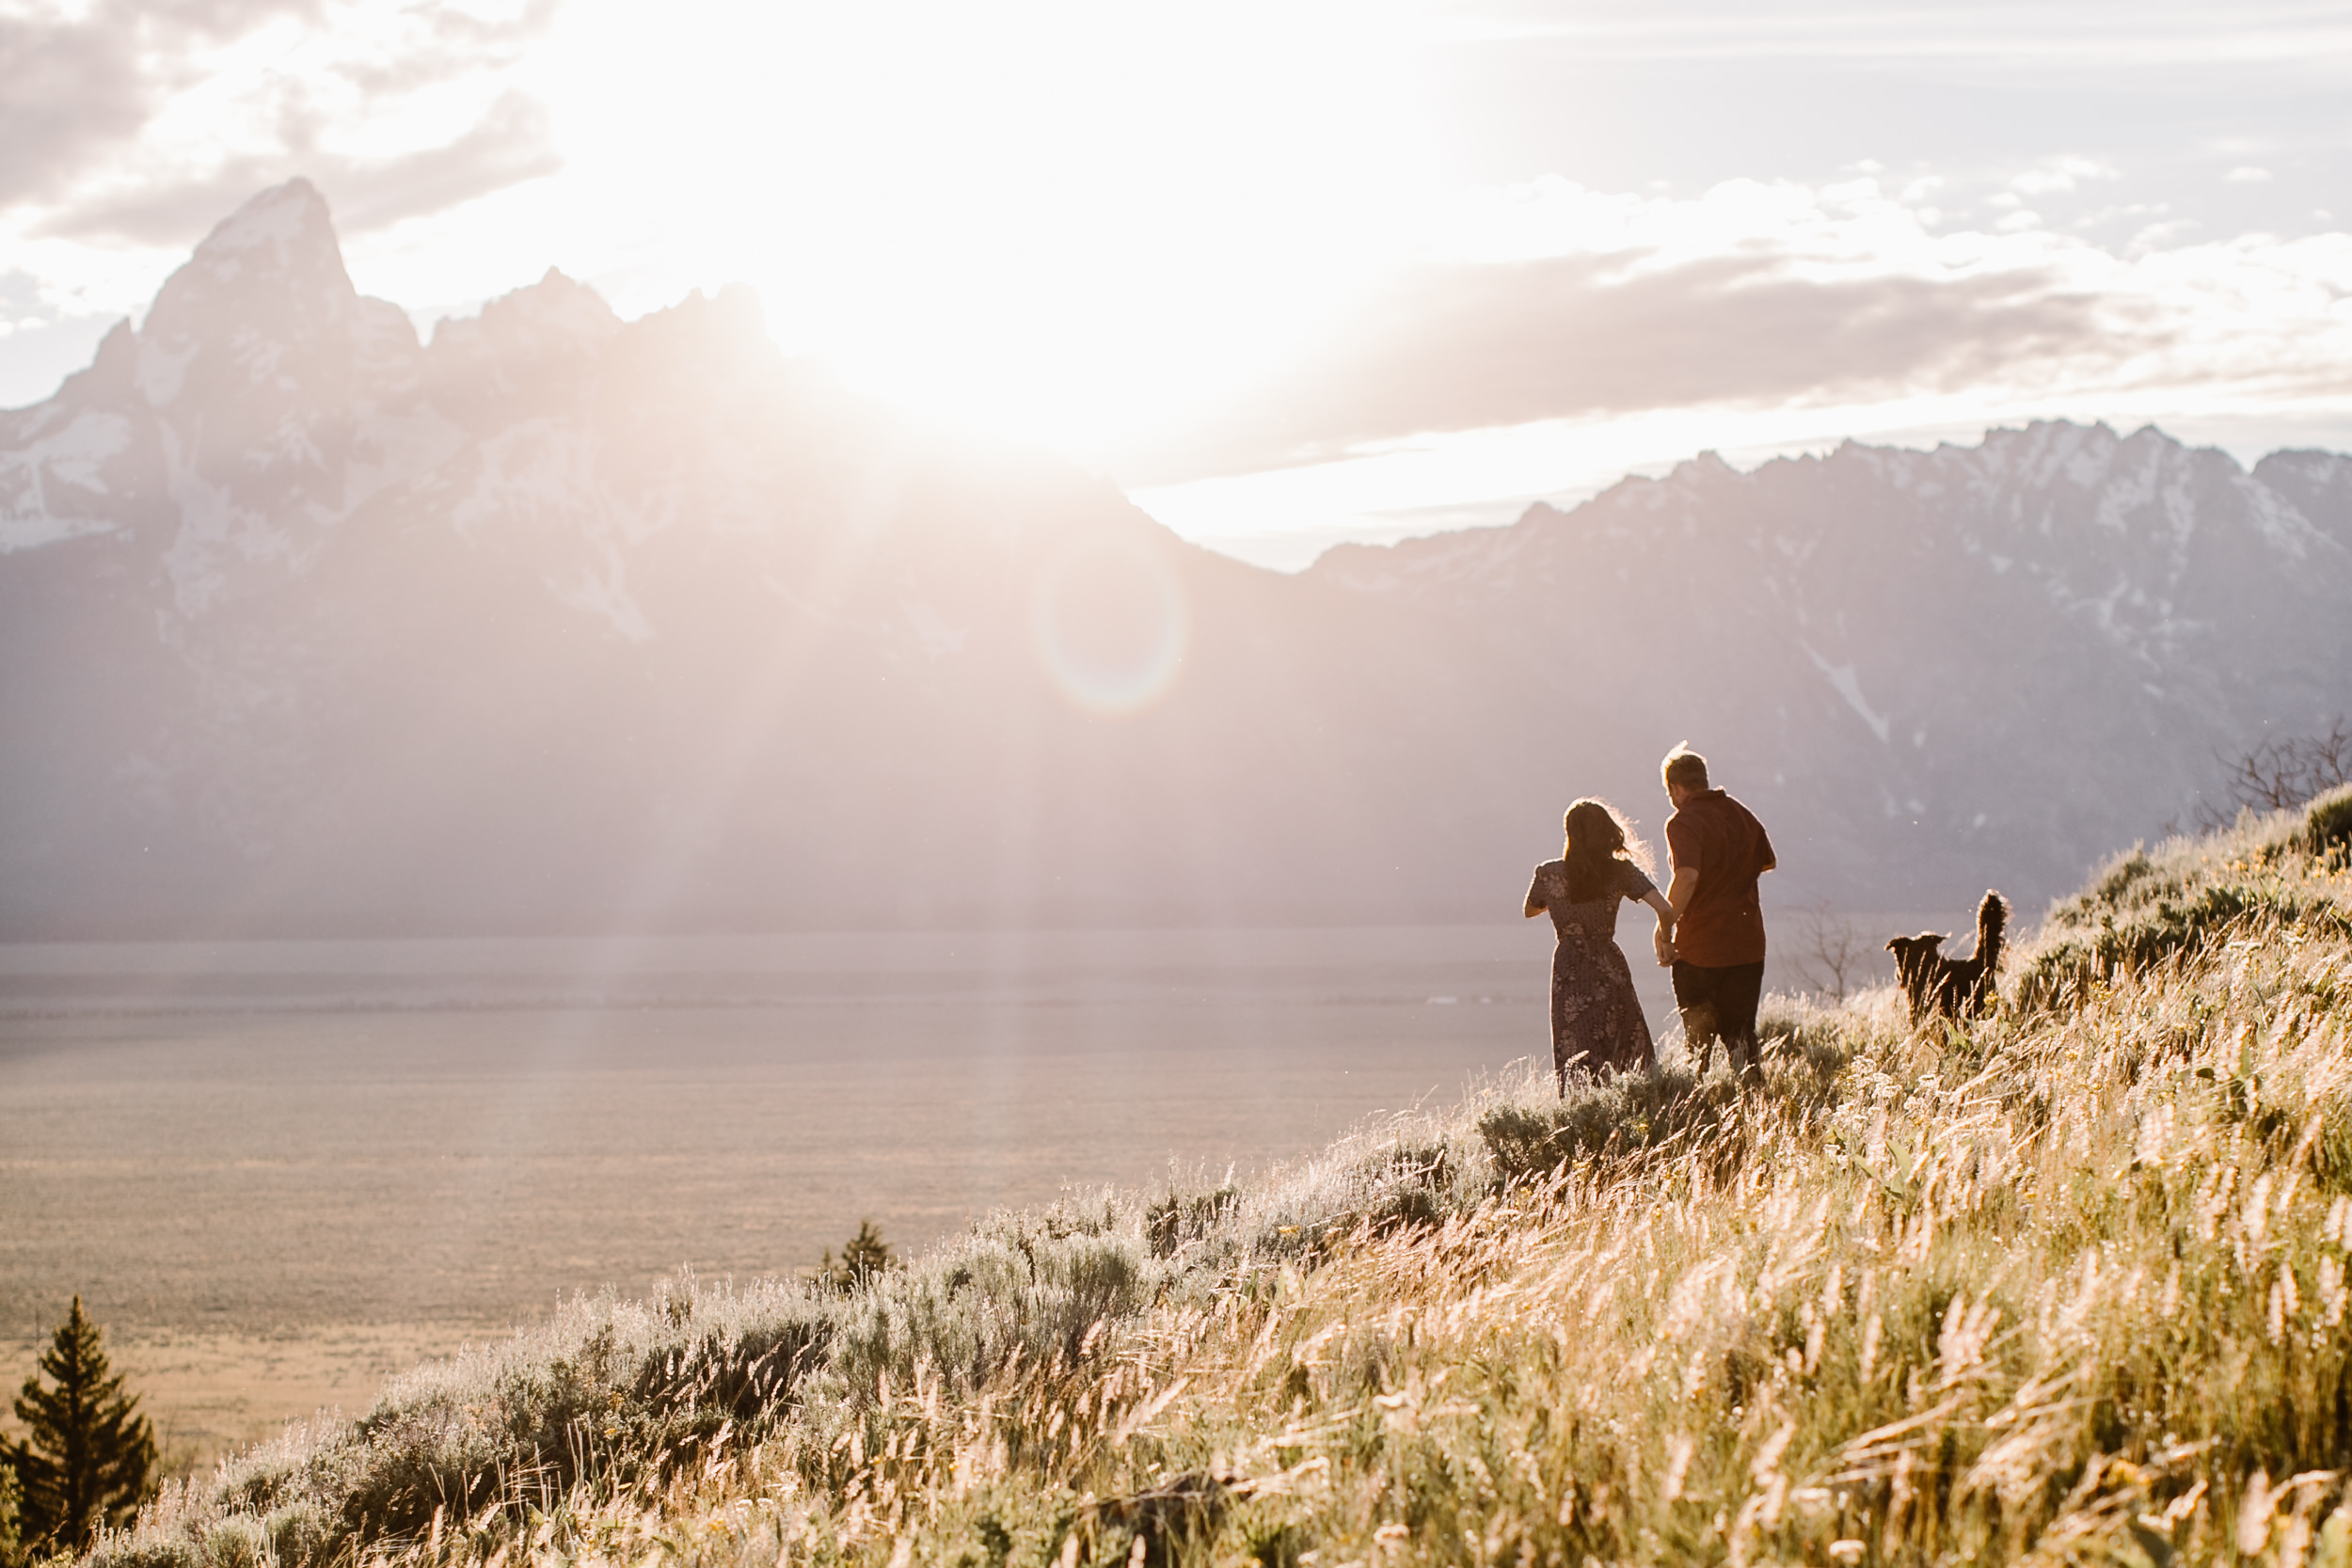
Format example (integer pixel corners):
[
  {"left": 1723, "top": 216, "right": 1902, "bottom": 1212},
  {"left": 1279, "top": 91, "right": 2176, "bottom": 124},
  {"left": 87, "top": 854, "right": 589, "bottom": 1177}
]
[{"left": 1975, "top": 890, "right": 2009, "bottom": 974}]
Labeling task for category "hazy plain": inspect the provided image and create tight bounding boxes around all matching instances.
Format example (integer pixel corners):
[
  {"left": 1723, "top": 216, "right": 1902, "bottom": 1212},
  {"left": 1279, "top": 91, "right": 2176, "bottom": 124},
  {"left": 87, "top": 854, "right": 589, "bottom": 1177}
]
[{"left": 0, "top": 918, "right": 1884, "bottom": 1464}]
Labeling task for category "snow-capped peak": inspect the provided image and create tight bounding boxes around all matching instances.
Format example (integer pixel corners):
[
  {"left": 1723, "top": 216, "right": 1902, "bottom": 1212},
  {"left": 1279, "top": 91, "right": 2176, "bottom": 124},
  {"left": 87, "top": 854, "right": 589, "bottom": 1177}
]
[
  {"left": 158, "top": 178, "right": 357, "bottom": 312},
  {"left": 194, "top": 179, "right": 337, "bottom": 265}
]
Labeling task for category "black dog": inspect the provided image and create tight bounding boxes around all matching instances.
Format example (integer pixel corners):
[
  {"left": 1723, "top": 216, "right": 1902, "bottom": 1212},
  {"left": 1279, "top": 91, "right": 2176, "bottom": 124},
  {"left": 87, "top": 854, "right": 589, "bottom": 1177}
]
[{"left": 1886, "top": 891, "right": 2009, "bottom": 1023}]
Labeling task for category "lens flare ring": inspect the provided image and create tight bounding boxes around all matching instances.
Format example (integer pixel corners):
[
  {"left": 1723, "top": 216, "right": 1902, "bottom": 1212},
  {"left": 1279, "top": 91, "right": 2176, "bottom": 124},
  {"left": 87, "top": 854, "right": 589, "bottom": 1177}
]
[{"left": 1028, "top": 534, "right": 1189, "bottom": 717}]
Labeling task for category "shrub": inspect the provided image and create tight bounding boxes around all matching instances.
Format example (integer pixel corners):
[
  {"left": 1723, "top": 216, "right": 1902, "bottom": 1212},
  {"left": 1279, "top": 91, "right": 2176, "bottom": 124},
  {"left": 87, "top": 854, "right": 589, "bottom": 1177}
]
[
  {"left": 0, "top": 1464, "right": 24, "bottom": 1568},
  {"left": 2307, "top": 782, "right": 2352, "bottom": 855},
  {"left": 1478, "top": 997, "right": 1864, "bottom": 1185},
  {"left": 1141, "top": 1184, "right": 1238, "bottom": 1259},
  {"left": 2015, "top": 791, "right": 2352, "bottom": 1009},
  {"left": 82, "top": 798, "right": 2352, "bottom": 1568}
]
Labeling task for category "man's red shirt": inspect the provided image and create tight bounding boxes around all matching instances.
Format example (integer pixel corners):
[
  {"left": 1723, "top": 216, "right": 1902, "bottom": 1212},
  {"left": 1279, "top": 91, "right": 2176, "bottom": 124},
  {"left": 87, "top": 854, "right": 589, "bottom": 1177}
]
[{"left": 1665, "top": 789, "right": 1775, "bottom": 967}]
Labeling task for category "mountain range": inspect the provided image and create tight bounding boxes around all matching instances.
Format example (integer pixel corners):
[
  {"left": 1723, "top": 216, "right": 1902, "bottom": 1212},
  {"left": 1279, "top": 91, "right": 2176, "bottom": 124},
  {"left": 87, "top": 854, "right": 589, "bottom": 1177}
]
[{"left": 4, "top": 180, "right": 2347, "bottom": 939}]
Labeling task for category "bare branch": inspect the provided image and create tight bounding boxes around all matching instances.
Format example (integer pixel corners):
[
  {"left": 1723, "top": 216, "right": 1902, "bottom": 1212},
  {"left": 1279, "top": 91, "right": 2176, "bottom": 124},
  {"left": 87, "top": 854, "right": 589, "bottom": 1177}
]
[
  {"left": 1788, "top": 897, "right": 1871, "bottom": 1004},
  {"left": 2197, "top": 717, "right": 2352, "bottom": 830}
]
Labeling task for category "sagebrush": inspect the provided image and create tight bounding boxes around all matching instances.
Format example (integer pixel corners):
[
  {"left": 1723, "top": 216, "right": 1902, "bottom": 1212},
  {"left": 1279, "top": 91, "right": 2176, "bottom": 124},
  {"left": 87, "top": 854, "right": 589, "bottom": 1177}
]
[{"left": 88, "top": 789, "right": 2352, "bottom": 1567}]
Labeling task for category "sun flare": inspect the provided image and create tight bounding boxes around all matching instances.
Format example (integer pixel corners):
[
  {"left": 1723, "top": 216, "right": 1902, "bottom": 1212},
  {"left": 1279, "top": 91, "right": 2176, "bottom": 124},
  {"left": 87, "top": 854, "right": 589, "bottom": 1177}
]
[{"left": 515, "top": 0, "right": 1426, "bottom": 456}]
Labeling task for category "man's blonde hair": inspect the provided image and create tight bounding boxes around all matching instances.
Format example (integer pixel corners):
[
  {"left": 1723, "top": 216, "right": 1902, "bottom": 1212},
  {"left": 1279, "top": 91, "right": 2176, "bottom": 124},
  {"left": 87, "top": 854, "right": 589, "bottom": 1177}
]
[{"left": 1661, "top": 742, "right": 1709, "bottom": 793}]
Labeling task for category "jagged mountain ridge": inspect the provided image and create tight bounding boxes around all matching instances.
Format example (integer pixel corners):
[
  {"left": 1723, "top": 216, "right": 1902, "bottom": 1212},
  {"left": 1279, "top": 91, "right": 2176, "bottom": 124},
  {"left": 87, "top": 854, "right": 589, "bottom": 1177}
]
[
  {"left": 1313, "top": 423, "right": 2352, "bottom": 910},
  {"left": 2, "top": 180, "right": 2346, "bottom": 937},
  {"left": 0, "top": 181, "right": 1597, "bottom": 935}
]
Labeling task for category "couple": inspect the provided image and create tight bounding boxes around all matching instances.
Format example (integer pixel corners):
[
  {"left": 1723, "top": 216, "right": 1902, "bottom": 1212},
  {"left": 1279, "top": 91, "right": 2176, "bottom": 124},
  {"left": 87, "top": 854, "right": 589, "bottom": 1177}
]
[{"left": 1521, "top": 744, "right": 1776, "bottom": 1090}]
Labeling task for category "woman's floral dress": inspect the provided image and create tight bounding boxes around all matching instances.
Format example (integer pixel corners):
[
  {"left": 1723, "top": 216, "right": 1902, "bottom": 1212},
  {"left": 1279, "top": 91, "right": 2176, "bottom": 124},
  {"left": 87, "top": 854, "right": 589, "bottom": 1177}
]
[{"left": 1524, "top": 857, "right": 1657, "bottom": 1085}]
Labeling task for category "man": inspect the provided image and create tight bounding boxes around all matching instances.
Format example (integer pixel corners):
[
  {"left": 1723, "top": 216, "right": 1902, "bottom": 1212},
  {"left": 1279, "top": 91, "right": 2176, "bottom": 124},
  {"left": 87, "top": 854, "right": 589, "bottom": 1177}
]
[{"left": 1654, "top": 743, "right": 1776, "bottom": 1079}]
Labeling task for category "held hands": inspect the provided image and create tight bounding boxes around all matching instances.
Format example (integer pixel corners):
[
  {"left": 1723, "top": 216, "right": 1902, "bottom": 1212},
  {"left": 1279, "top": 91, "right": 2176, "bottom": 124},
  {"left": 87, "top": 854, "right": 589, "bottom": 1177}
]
[{"left": 1653, "top": 927, "right": 1676, "bottom": 968}]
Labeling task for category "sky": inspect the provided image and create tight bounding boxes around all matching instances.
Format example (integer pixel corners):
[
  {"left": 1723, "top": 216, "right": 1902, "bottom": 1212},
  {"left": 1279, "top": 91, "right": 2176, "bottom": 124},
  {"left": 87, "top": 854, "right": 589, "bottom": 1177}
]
[{"left": 3, "top": 1, "right": 2350, "bottom": 568}]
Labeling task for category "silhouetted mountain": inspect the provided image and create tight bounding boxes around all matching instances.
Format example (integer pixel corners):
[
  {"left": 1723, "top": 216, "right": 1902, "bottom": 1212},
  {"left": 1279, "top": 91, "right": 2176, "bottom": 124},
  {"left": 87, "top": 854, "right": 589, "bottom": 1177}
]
[
  {"left": 1314, "top": 422, "right": 2352, "bottom": 916},
  {"left": 3, "top": 182, "right": 2346, "bottom": 937}
]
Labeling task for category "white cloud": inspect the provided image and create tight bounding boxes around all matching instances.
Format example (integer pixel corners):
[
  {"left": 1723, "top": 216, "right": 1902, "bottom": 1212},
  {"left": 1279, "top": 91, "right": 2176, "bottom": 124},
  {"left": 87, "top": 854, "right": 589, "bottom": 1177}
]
[
  {"left": 0, "top": 0, "right": 560, "bottom": 329},
  {"left": 1102, "top": 168, "right": 2352, "bottom": 482},
  {"left": 42, "top": 1, "right": 557, "bottom": 240},
  {"left": 4, "top": 0, "right": 2351, "bottom": 568},
  {"left": 2226, "top": 166, "right": 2277, "bottom": 183},
  {"left": 1112, "top": 166, "right": 2352, "bottom": 561},
  {"left": 1423, "top": 1, "right": 2352, "bottom": 72},
  {"left": 2011, "top": 156, "right": 2118, "bottom": 196}
]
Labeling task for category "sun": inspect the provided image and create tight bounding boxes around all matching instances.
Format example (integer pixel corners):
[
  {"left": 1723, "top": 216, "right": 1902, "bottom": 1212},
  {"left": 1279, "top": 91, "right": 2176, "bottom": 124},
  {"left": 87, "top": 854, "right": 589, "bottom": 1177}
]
[{"left": 519, "top": 0, "right": 1432, "bottom": 467}]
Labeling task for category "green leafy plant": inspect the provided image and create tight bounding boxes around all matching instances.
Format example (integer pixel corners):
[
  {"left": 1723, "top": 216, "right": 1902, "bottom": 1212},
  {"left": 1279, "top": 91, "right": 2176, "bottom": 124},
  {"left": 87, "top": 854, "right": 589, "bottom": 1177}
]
[
  {"left": 2307, "top": 782, "right": 2352, "bottom": 855},
  {"left": 1, "top": 1460, "right": 27, "bottom": 1568}
]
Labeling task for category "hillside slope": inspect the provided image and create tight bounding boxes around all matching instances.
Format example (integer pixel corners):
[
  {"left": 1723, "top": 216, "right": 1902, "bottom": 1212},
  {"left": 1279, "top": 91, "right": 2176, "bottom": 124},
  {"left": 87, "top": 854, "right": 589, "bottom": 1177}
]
[{"left": 94, "top": 787, "right": 2352, "bottom": 1566}]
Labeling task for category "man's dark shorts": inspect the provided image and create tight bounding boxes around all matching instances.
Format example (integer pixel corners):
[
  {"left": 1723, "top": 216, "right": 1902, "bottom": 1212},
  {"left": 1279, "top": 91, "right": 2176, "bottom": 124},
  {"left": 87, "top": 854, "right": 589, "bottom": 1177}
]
[{"left": 1673, "top": 959, "right": 1766, "bottom": 1075}]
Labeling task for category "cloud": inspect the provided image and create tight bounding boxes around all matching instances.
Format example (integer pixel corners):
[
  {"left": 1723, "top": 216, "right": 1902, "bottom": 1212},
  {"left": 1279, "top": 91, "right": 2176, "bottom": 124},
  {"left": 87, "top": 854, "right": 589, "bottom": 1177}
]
[
  {"left": 2010, "top": 157, "right": 2117, "bottom": 197},
  {"left": 0, "top": 13, "right": 150, "bottom": 205},
  {"left": 135, "top": 0, "right": 326, "bottom": 35},
  {"left": 1099, "top": 166, "right": 2352, "bottom": 488},
  {"left": 326, "top": 0, "right": 557, "bottom": 97},
  {"left": 327, "top": 92, "right": 564, "bottom": 230},
  {"left": 1113, "top": 250, "right": 2109, "bottom": 483},
  {"left": 4, "top": 0, "right": 559, "bottom": 245},
  {"left": 0, "top": 0, "right": 334, "bottom": 209},
  {"left": 1433, "top": 1, "right": 2352, "bottom": 71},
  {"left": 52, "top": 89, "right": 563, "bottom": 244}
]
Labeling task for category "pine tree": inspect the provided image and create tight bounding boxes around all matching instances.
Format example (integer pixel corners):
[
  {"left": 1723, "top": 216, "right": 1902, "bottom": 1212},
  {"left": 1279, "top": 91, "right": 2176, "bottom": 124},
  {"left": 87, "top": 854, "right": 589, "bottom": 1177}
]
[
  {"left": 7, "top": 1298, "right": 156, "bottom": 1553},
  {"left": 818, "top": 1219, "right": 895, "bottom": 1292},
  {"left": 1, "top": 1461, "right": 26, "bottom": 1568}
]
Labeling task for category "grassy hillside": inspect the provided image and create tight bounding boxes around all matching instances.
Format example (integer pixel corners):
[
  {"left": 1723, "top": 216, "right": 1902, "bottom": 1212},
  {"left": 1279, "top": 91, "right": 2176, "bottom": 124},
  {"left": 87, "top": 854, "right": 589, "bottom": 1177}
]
[{"left": 92, "top": 787, "right": 2352, "bottom": 1568}]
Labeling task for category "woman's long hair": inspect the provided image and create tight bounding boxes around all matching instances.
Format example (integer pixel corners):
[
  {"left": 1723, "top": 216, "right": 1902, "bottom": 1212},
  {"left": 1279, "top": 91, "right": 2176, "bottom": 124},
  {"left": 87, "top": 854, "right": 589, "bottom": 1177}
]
[{"left": 1561, "top": 798, "right": 1655, "bottom": 903}]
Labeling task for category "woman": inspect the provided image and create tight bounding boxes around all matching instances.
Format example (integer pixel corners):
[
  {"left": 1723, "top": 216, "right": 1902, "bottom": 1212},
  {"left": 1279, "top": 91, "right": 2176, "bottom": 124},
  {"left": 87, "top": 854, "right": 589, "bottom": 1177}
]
[{"left": 1523, "top": 798, "right": 1675, "bottom": 1089}]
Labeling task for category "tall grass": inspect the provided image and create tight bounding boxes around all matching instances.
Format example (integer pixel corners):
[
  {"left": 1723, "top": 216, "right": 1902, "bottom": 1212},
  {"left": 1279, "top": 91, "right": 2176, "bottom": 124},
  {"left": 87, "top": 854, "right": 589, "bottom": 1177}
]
[{"left": 87, "top": 791, "right": 2352, "bottom": 1567}]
